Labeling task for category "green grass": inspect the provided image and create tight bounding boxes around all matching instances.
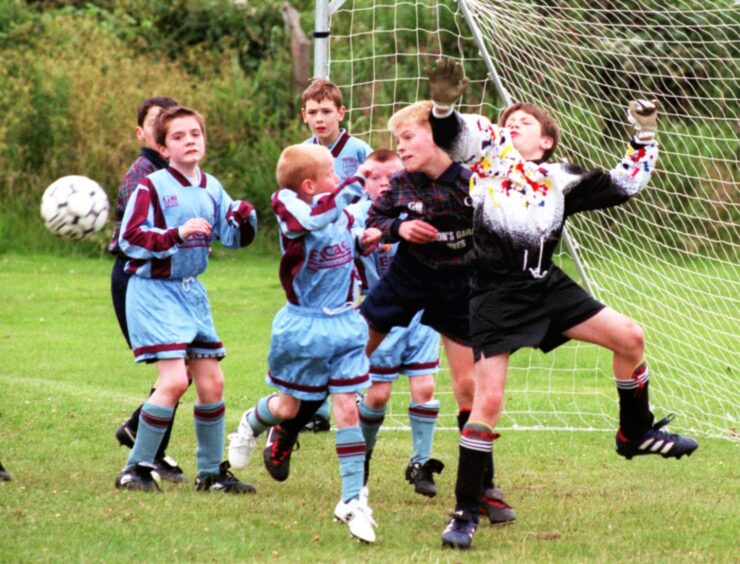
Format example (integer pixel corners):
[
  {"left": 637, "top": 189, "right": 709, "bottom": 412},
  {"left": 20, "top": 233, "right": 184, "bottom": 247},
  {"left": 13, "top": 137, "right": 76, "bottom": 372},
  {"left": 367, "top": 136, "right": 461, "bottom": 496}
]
[{"left": 0, "top": 253, "right": 737, "bottom": 562}]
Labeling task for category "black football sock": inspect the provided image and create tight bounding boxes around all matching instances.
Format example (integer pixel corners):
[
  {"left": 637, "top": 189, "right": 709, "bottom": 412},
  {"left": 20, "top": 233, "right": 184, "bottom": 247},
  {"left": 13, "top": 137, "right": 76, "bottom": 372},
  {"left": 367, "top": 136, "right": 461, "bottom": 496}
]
[
  {"left": 454, "top": 422, "right": 495, "bottom": 518},
  {"left": 616, "top": 361, "right": 655, "bottom": 440},
  {"left": 281, "top": 399, "right": 326, "bottom": 434},
  {"left": 126, "top": 387, "right": 156, "bottom": 435},
  {"left": 457, "top": 408, "right": 494, "bottom": 489},
  {"left": 457, "top": 409, "right": 471, "bottom": 432},
  {"left": 483, "top": 449, "right": 495, "bottom": 490}
]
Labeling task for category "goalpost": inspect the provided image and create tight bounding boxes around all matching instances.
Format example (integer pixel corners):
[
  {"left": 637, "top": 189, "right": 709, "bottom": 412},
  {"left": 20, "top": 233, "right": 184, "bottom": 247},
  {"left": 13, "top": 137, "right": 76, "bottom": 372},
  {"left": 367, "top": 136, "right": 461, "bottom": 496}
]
[{"left": 313, "top": 0, "right": 739, "bottom": 440}]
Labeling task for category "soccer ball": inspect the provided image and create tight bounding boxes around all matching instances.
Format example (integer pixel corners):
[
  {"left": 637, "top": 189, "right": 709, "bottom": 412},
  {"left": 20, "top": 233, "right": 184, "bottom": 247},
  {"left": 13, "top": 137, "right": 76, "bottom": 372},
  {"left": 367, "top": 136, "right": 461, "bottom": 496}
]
[{"left": 40, "top": 175, "right": 109, "bottom": 240}]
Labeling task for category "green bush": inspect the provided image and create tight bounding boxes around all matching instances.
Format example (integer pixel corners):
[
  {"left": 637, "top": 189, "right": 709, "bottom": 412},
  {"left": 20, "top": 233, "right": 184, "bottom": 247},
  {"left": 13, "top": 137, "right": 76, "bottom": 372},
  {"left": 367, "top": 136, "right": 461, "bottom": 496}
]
[{"left": 0, "top": 1, "right": 312, "bottom": 255}]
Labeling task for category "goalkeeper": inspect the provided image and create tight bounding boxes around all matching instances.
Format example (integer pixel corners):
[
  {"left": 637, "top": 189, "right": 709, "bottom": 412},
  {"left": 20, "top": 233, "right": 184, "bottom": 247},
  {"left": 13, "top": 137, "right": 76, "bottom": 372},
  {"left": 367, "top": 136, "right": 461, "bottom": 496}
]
[{"left": 425, "top": 59, "right": 699, "bottom": 550}]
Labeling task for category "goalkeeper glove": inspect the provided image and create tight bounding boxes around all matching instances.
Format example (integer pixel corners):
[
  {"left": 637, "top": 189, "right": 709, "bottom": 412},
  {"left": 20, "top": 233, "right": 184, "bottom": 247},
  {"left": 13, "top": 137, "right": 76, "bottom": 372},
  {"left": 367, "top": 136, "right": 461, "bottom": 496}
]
[
  {"left": 628, "top": 99, "right": 659, "bottom": 142},
  {"left": 424, "top": 58, "right": 469, "bottom": 109}
]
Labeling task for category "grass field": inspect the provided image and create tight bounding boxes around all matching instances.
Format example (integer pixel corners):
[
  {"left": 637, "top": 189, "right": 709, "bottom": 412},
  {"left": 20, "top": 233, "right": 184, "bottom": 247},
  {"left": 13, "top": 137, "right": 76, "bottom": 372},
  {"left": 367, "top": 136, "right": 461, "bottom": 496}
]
[{"left": 1, "top": 252, "right": 737, "bottom": 562}]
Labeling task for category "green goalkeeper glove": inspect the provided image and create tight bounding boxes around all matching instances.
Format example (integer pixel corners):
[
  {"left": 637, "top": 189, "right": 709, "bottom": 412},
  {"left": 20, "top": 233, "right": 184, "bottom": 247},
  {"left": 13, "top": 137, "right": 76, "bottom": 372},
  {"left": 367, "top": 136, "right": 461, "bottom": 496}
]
[
  {"left": 628, "top": 99, "right": 659, "bottom": 142},
  {"left": 424, "top": 58, "right": 469, "bottom": 108}
]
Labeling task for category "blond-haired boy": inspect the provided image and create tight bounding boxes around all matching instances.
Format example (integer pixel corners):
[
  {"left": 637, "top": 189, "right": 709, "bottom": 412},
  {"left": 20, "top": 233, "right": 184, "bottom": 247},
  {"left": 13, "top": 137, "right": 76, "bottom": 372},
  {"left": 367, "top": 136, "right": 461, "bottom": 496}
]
[
  {"left": 358, "top": 99, "right": 515, "bottom": 524},
  {"left": 228, "top": 144, "right": 381, "bottom": 543}
]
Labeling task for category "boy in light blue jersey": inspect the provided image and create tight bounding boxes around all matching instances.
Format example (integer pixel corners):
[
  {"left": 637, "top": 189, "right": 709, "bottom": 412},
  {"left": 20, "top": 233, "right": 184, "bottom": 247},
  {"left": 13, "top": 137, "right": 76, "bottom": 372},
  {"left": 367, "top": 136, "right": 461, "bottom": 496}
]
[
  {"left": 227, "top": 144, "right": 381, "bottom": 543},
  {"left": 110, "top": 96, "right": 187, "bottom": 484},
  {"left": 302, "top": 78, "right": 373, "bottom": 180},
  {"left": 299, "top": 78, "right": 373, "bottom": 431},
  {"left": 116, "top": 106, "right": 257, "bottom": 494},
  {"left": 347, "top": 150, "right": 444, "bottom": 500}
]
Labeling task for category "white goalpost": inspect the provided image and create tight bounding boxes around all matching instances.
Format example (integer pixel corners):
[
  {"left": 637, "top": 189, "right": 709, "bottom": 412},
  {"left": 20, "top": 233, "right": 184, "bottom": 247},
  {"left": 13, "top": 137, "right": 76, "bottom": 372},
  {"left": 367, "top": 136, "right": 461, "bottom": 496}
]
[{"left": 313, "top": 0, "right": 739, "bottom": 440}]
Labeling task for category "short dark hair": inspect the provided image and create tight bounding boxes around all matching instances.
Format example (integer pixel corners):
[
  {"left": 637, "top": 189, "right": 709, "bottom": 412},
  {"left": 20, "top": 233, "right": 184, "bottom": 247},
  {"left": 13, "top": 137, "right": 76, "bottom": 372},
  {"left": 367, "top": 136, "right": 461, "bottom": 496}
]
[
  {"left": 366, "top": 149, "right": 400, "bottom": 163},
  {"left": 137, "top": 96, "right": 178, "bottom": 127},
  {"left": 498, "top": 102, "right": 560, "bottom": 161},
  {"left": 154, "top": 106, "right": 206, "bottom": 148}
]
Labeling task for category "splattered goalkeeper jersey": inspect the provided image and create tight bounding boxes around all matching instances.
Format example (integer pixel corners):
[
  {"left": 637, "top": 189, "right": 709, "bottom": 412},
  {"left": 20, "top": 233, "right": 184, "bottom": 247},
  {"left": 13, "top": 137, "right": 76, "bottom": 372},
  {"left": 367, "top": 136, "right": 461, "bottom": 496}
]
[{"left": 431, "top": 110, "right": 658, "bottom": 279}]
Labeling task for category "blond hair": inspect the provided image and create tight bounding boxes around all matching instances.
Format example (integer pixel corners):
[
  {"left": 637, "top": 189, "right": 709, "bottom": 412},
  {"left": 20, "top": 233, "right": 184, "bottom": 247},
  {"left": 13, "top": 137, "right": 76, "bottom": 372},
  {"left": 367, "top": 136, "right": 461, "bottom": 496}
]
[
  {"left": 276, "top": 144, "right": 332, "bottom": 190},
  {"left": 388, "top": 100, "right": 433, "bottom": 134}
]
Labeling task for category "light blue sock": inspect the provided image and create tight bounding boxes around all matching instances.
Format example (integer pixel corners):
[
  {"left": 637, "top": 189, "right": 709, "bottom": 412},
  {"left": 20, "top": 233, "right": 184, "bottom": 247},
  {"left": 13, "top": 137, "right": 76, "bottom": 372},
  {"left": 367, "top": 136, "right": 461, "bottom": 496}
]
[
  {"left": 315, "top": 397, "right": 331, "bottom": 421},
  {"left": 246, "top": 395, "right": 282, "bottom": 436},
  {"left": 409, "top": 399, "right": 439, "bottom": 464},
  {"left": 127, "top": 402, "right": 173, "bottom": 468},
  {"left": 358, "top": 399, "right": 386, "bottom": 453},
  {"left": 194, "top": 401, "right": 225, "bottom": 475},
  {"left": 336, "top": 426, "right": 365, "bottom": 503}
]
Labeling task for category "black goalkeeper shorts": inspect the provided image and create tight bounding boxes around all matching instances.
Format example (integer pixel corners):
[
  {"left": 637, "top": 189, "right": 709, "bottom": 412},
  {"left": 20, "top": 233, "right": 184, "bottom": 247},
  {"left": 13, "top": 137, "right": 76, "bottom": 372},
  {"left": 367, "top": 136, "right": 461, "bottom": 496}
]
[
  {"left": 360, "top": 252, "right": 472, "bottom": 346},
  {"left": 470, "top": 265, "right": 604, "bottom": 361}
]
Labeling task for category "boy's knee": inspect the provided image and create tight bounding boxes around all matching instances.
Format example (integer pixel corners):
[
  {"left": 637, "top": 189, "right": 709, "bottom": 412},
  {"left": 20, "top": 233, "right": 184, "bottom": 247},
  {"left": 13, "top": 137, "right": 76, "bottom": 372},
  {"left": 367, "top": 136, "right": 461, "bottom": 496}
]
[
  {"left": 619, "top": 320, "right": 645, "bottom": 356},
  {"left": 477, "top": 387, "right": 505, "bottom": 419},
  {"left": 209, "top": 373, "right": 225, "bottom": 398},
  {"left": 409, "top": 376, "right": 435, "bottom": 403},
  {"left": 166, "top": 376, "right": 191, "bottom": 398},
  {"left": 271, "top": 397, "right": 300, "bottom": 420},
  {"left": 331, "top": 393, "right": 360, "bottom": 427},
  {"left": 366, "top": 382, "right": 392, "bottom": 407}
]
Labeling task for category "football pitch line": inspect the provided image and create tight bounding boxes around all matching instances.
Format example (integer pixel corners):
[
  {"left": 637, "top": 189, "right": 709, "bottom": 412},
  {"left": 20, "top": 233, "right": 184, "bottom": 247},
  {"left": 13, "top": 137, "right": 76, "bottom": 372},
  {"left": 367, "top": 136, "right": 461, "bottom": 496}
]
[{"left": 0, "top": 373, "right": 150, "bottom": 405}]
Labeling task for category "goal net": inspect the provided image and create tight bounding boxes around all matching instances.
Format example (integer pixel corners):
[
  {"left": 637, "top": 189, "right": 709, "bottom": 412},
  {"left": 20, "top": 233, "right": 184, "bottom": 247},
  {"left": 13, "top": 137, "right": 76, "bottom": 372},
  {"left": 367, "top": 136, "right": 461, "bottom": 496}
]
[{"left": 320, "top": 0, "right": 739, "bottom": 440}]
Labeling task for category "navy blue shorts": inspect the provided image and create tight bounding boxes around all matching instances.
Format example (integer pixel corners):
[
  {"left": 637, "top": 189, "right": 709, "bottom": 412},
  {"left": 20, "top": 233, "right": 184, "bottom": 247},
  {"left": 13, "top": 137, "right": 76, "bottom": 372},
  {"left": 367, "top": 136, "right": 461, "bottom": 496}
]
[
  {"left": 469, "top": 266, "right": 604, "bottom": 360},
  {"left": 360, "top": 252, "right": 471, "bottom": 345},
  {"left": 111, "top": 255, "right": 131, "bottom": 348}
]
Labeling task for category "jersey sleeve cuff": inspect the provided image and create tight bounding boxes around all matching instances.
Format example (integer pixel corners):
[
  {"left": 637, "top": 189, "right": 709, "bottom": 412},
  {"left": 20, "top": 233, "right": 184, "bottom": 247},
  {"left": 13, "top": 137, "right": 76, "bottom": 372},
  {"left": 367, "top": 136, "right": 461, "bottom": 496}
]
[{"left": 432, "top": 104, "right": 454, "bottom": 118}]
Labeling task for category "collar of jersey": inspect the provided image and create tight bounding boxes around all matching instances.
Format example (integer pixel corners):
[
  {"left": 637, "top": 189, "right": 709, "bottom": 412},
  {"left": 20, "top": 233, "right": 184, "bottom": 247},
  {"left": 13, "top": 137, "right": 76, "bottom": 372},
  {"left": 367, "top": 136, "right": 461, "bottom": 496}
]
[{"left": 167, "top": 167, "right": 207, "bottom": 189}]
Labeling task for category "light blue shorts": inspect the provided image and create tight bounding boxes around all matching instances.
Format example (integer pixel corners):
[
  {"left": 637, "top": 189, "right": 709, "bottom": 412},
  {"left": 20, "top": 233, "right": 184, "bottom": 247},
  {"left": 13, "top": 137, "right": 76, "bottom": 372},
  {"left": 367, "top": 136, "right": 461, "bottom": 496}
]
[
  {"left": 126, "top": 276, "right": 225, "bottom": 363},
  {"left": 267, "top": 303, "right": 369, "bottom": 401},
  {"left": 369, "top": 311, "right": 440, "bottom": 382}
]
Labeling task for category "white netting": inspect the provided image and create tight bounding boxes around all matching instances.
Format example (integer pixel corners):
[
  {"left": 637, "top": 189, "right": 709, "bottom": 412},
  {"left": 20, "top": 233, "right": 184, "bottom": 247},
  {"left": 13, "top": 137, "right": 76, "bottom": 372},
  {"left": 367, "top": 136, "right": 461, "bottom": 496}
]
[{"left": 323, "top": 0, "right": 739, "bottom": 439}]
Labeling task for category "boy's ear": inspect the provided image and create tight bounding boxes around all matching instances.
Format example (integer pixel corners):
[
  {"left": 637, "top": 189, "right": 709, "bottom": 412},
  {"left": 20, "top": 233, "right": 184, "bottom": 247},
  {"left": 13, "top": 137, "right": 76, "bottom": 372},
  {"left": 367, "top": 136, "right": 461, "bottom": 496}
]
[
  {"left": 157, "top": 144, "right": 170, "bottom": 160},
  {"left": 135, "top": 126, "right": 145, "bottom": 143},
  {"left": 300, "top": 107, "right": 309, "bottom": 124},
  {"left": 337, "top": 105, "right": 347, "bottom": 121},
  {"left": 540, "top": 136, "right": 554, "bottom": 152},
  {"left": 299, "top": 177, "right": 315, "bottom": 195}
]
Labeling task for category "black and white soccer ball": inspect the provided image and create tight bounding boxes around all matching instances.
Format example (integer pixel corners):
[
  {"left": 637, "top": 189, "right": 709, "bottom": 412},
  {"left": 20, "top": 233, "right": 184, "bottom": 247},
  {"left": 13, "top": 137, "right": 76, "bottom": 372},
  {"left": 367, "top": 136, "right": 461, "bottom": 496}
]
[{"left": 40, "top": 175, "right": 109, "bottom": 240}]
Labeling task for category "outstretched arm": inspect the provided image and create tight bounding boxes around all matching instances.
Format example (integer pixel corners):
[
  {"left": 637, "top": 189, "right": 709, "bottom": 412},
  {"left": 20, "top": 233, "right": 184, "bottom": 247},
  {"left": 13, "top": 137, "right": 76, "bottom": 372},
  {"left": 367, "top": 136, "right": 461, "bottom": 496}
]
[
  {"left": 426, "top": 58, "right": 503, "bottom": 165},
  {"left": 564, "top": 99, "right": 660, "bottom": 215},
  {"left": 272, "top": 176, "right": 365, "bottom": 238}
]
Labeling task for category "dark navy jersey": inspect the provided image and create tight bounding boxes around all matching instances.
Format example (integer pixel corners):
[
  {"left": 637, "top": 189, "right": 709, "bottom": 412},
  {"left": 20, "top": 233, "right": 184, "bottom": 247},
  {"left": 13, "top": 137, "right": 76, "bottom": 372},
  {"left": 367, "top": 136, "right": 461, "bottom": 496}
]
[
  {"left": 109, "top": 147, "right": 168, "bottom": 254},
  {"left": 366, "top": 162, "right": 474, "bottom": 270}
]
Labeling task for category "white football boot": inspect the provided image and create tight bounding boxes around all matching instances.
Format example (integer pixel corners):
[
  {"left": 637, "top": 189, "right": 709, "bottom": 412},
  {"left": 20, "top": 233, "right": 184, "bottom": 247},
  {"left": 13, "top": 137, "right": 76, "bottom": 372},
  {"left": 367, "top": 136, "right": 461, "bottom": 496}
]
[
  {"left": 334, "top": 496, "right": 377, "bottom": 543},
  {"left": 227, "top": 409, "right": 257, "bottom": 470}
]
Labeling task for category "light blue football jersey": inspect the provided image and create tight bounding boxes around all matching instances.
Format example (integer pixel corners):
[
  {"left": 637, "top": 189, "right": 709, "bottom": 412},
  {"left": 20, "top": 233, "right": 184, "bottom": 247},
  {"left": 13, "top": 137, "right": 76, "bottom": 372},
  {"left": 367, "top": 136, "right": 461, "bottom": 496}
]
[
  {"left": 347, "top": 198, "right": 397, "bottom": 292},
  {"left": 120, "top": 167, "right": 256, "bottom": 279},
  {"left": 272, "top": 176, "right": 367, "bottom": 309},
  {"left": 304, "top": 129, "right": 373, "bottom": 181}
]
